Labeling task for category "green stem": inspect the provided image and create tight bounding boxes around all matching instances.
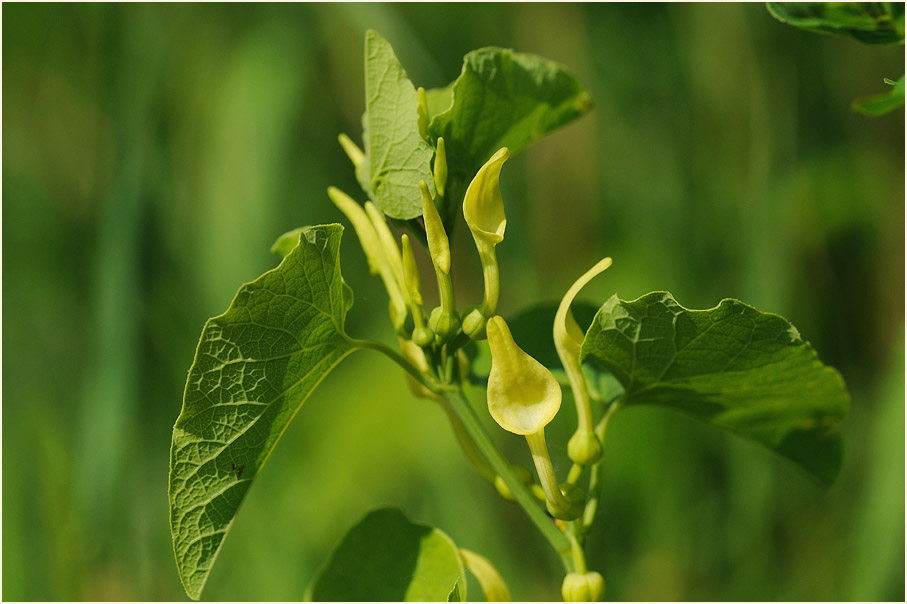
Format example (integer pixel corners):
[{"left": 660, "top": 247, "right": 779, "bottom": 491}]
[
  {"left": 358, "top": 340, "right": 574, "bottom": 571},
  {"left": 582, "top": 399, "right": 621, "bottom": 530},
  {"left": 566, "top": 530, "right": 587, "bottom": 574},
  {"left": 441, "top": 387, "right": 575, "bottom": 572},
  {"left": 349, "top": 338, "right": 443, "bottom": 395},
  {"left": 439, "top": 401, "right": 496, "bottom": 482}
]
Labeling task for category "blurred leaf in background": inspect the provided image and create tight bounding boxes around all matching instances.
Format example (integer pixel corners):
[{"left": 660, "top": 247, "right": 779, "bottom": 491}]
[{"left": 2, "top": 3, "right": 903, "bottom": 601}]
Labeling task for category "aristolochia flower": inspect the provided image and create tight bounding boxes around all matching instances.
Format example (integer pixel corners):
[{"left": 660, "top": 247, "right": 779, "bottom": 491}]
[
  {"left": 462, "top": 148, "right": 510, "bottom": 338},
  {"left": 486, "top": 316, "right": 582, "bottom": 520},
  {"left": 554, "top": 257, "right": 612, "bottom": 465},
  {"left": 327, "top": 187, "right": 407, "bottom": 332}
]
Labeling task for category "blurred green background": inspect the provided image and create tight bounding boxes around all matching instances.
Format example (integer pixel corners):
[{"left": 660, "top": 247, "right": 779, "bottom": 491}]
[{"left": 3, "top": 3, "right": 904, "bottom": 601}]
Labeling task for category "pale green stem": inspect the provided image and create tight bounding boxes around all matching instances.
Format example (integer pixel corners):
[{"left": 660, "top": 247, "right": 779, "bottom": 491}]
[
  {"left": 347, "top": 338, "right": 443, "bottom": 396},
  {"left": 439, "top": 400, "right": 495, "bottom": 482},
  {"left": 567, "top": 463, "right": 584, "bottom": 484},
  {"left": 525, "top": 429, "right": 571, "bottom": 516},
  {"left": 565, "top": 354, "right": 595, "bottom": 437},
  {"left": 357, "top": 340, "right": 575, "bottom": 572},
  {"left": 582, "top": 399, "right": 622, "bottom": 530},
  {"left": 437, "top": 262, "right": 456, "bottom": 316},
  {"left": 566, "top": 530, "right": 587, "bottom": 574}
]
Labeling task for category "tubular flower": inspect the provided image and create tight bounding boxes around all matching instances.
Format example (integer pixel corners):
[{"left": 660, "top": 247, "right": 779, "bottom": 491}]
[
  {"left": 421, "top": 180, "right": 459, "bottom": 341},
  {"left": 401, "top": 234, "right": 432, "bottom": 347},
  {"left": 337, "top": 133, "right": 365, "bottom": 169},
  {"left": 459, "top": 549, "right": 512, "bottom": 602},
  {"left": 462, "top": 148, "right": 510, "bottom": 338},
  {"left": 365, "top": 202, "right": 408, "bottom": 301},
  {"left": 328, "top": 187, "right": 407, "bottom": 330},
  {"left": 486, "top": 316, "right": 583, "bottom": 520},
  {"left": 554, "top": 258, "right": 612, "bottom": 465}
]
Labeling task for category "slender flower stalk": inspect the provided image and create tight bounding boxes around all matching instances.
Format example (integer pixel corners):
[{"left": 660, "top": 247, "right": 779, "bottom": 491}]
[
  {"left": 485, "top": 316, "right": 583, "bottom": 520},
  {"left": 554, "top": 257, "right": 613, "bottom": 465}
]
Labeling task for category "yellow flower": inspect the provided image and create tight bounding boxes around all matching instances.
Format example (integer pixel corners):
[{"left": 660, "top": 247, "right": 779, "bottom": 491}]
[
  {"left": 327, "top": 187, "right": 407, "bottom": 331},
  {"left": 463, "top": 147, "right": 509, "bottom": 248},
  {"left": 486, "top": 316, "right": 582, "bottom": 520},
  {"left": 554, "top": 258, "right": 612, "bottom": 465},
  {"left": 462, "top": 148, "right": 510, "bottom": 338}
]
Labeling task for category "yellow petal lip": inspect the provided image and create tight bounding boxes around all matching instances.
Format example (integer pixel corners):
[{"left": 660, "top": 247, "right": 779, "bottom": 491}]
[
  {"left": 486, "top": 316, "right": 562, "bottom": 435},
  {"left": 463, "top": 147, "right": 510, "bottom": 245}
]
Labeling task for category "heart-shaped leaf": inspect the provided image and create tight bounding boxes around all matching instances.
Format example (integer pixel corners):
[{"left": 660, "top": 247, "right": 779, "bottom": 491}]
[
  {"left": 169, "top": 224, "right": 359, "bottom": 600},
  {"left": 357, "top": 30, "right": 436, "bottom": 219},
  {"left": 582, "top": 292, "right": 849, "bottom": 485},
  {"left": 307, "top": 508, "right": 466, "bottom": 602},
  {"left": 429, "top": 47, "right": 592, "bottom": 186}
]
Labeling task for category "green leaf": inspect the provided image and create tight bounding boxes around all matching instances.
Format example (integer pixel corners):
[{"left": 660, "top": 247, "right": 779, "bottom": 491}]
[
  {"left": 852, "top": 74, "right": 905, "bottom": 115},
  {"left": 766, "top": 2, "right": 906, "bottom": 45},
  {"left": 428, "top": 47, "right": 592, "bottom": 184},
  {"left": 307, "top": 508, "right": 466, "bottom": 602},
  {"left": 425, "top": 83, "right": 455, "bottom": 119},
  {"left": 581, "top": 292, "right": 849, "bottom": 485},
  {"left": 270, "top": 226, "right": 307, "bottom": 258},
  {"left": 357, "top": 30, "right": 436, "bottom": 220},
  {"left": 169, "top": 224, "right": 359, "bottom": 600}
]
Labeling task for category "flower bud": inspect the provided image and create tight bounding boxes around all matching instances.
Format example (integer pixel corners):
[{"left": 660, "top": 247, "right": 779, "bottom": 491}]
[
  {"left": 568, "top": 432, "right": 602, "bottom": 467},
  {"left": 417, "top": 87, "right": 430, "bottom": 142},
  {"left": 429, "top": 306, "right": 461, "bottom": 343},
  {"left": 398, "top": 337, "right": 438, "bottom": 401},
  {"left": 433, "top": 136, "right": 448, "bottom": 198},
  {"left": 461, "top": 305, "right": 487, "bottom": 340},
  {"left": 400, "top": 234, "right": 423, "bottom": 307},
  {"left": 329, "top": 187, "right": 407, "bottom": 327},
  {"left": 493, "top": 465, "right": 533, "bottom": 502},
  {"left": 561, "top": 571, "right": 605, "bottom": 602},
  {"left": 545, "top": 483, "right": 584, "bottom": 521},
  {"left": 421, "top": 180, "right": 451, "bottom": 274},
  {"left": 337, "top": 133, "right": 365, "bottom": 169}
]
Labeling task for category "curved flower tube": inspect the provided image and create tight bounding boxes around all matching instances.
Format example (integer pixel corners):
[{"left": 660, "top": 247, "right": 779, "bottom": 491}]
[
  {"left": 327, "top": 187, "right": 407, "bottom": 330},
  {"left": 554, "top": 257, "right": 612, "bottom": 465}
]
